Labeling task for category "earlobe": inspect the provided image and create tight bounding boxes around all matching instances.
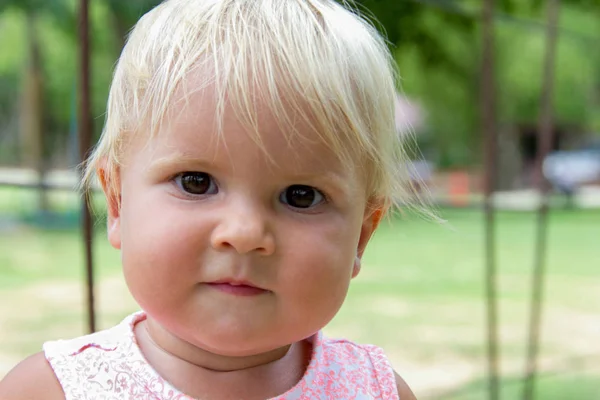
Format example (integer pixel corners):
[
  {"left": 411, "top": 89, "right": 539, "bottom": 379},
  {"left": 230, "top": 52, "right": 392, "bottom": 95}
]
[
  {"left": 107, "top": 215, "right": 122, "bottom": 250},
  {"left": 352, "top": 256, "right": 361, "bottom": 278},
  {"left": 353, "top": 206, "right": 384, "bottom": 279}
]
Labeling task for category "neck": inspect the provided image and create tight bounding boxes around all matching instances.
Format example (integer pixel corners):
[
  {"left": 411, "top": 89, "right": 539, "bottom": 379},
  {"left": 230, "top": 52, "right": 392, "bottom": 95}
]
[{"left": 141, "top": 317, "right": 292, "bottom": 372}]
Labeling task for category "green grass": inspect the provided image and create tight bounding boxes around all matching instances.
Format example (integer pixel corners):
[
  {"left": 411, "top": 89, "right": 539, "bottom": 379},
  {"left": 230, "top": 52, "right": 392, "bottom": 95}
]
[
  {"left": 0, "top": 186, "right": 106, "bottom": 223},
  {"left": 0, "top": 227, "right": 121, "bottom": 288},
  {"left": 1, "top": 187, "right": 599, "bottom": 398},
  {"left": 440, "top": 372, "right": 600, "bottom": 400},
  {"left": 331, "top": 208, "right": 600, "bottom": 398},
  {"left": 0, "top": 187, "right": 117, "bottom": 287}
]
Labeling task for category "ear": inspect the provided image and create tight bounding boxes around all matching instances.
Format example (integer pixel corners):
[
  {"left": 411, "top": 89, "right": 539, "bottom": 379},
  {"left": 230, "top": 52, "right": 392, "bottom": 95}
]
[
  {"left": 97, "top": 160, "right": 122, "bottom": 250},
  {"left": 352, "top": 205, "right": 384, "bottom": 278}
]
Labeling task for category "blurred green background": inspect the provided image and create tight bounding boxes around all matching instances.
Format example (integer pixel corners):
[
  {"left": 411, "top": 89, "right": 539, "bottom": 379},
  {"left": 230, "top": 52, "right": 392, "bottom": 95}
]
[
  {"left": 1, "top": 0, "right": 599, "bottom": 399},
  {"left": 0, "top": 187, "right": 598, "bottom": 399}
]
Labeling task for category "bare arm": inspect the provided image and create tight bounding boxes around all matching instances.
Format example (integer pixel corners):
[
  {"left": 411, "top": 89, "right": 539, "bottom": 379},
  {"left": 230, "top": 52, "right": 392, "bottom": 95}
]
[
  {"left": 395, "top": 370, "right": 417, "bottom": 400},
  {"left": 0, "top": 352, "right": 65, "bottom": 400}
]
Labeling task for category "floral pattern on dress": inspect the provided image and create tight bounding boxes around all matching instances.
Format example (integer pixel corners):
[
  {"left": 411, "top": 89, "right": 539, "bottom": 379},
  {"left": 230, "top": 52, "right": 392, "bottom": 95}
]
[{"left": 44, "top": 312, "right": 400, "bottom": 400}]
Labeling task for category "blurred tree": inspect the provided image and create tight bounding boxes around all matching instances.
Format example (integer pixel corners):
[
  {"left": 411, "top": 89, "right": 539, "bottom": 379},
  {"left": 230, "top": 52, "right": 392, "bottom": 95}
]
[
  {"left": 349, "top": 0, "right": 482, "bottom": 168},
  {"left": 1, "top": 0, "right": 599, "bottom": 184},
  {"left": 350, "top": 0, "right": 600, "bottom": 175},
  {"left": 0, "top": 0, "right": 72, "bottom": 212},
  {"left": 104, "top": 0, "right": 163, "bottom": 50},
  {"left": 0, "top": 0, "right": 160, "bottom": 168},
  {"left": 351, "top": 0, "right": 474, "bottom": 78}
]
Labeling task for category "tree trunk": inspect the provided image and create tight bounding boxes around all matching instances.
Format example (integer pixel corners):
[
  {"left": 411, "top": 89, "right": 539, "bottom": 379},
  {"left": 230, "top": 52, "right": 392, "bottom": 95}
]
[
  {"left": 480, "top": 0, "right": 500, "bottom": 399},
  {"left": 19, "top": 11, "right": 48, "bottom": 213}
]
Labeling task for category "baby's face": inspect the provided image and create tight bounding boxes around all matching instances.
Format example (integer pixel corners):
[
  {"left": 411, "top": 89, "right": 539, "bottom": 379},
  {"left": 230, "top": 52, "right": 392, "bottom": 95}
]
[{"left": 108, "top": 88, "right": 378, "bottom": 356}]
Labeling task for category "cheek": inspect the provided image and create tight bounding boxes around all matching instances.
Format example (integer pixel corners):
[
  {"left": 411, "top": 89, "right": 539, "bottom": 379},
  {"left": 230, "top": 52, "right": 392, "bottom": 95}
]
[
  {"left": 294, "top": 213, "right": 361, "bottom": 264},
  {"left": 281, "top": 215, "right": 361, "bottom": 300},
  {"left": 119, "top": 192, "right": 209, "bottom": 292}
]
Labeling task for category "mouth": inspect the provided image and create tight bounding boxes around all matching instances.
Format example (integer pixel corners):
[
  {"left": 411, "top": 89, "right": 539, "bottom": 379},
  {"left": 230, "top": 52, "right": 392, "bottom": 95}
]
[{"left": 206, "top": 279, "right": 268, "bottom": 297}]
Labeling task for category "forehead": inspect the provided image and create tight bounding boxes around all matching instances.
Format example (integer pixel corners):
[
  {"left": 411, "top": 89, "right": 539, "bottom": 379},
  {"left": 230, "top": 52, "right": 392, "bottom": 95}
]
[{"left": 131, "top": 82, "right": 361, "bottom": 180}]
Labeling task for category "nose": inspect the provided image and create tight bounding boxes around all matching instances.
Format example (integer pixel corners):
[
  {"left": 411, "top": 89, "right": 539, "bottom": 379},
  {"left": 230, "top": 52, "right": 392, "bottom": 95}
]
[{"left": 210, "top": 199, "right": 275, "bottom": 256}]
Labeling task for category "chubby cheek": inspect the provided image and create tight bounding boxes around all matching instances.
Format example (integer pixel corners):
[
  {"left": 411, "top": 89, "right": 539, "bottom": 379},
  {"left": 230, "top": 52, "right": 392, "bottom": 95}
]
[
  {"left": 119, "top": 189, "right": 206, "bottom": 305},
  {"left": 281, "top": 216, "right": 361, "bottom": 322}
]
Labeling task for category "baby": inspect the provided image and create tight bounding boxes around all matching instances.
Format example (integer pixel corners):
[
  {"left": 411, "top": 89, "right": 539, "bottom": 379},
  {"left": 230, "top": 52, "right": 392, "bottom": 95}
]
[{"left": 0, "top": 0, "right": 417, "bottom": 398}]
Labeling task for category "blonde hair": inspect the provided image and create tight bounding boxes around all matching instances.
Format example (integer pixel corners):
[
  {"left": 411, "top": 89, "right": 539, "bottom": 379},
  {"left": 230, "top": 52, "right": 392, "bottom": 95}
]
[{"left": 83, "top": 0, "right": 416, "bottom": 212}]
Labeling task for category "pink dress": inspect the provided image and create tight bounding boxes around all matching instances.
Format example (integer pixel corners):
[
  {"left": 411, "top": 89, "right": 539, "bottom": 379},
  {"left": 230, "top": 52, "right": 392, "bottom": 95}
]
[{"left": 44, "top": 312, "right": 400, "bottom": 399}]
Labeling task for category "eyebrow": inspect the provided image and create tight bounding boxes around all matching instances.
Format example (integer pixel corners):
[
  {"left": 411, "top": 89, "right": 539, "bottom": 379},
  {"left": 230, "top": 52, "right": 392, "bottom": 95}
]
[{"left": 147, "top": 153, "right": 222, "bottom": 173}]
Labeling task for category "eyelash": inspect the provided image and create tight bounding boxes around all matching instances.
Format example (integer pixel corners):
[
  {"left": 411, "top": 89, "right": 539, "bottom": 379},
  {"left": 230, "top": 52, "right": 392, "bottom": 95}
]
[
  {"left": 279, "top": 185, "right": 328, "bottom": 210},
  {"left": 173, "top": 172, "right": 218, "bottom": 197},
  {"left": 170, "top": 172, "right": 330, "bottom": 210}
]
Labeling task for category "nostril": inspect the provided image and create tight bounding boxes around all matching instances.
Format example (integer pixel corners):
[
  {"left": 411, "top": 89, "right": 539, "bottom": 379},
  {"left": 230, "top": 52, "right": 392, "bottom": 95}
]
[
  {"left": 217, "top": 240, "right": 234, "bottom": 250},
  {"left": 210, "top": 218, "right": 275, "bottom": 255}
]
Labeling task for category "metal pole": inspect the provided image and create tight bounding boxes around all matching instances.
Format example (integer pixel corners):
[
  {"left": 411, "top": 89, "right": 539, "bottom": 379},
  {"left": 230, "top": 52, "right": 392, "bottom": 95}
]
[
  {"left": 78, "top": 0, "right": 96, "bottom": 333},
  {"left": 522, "top": 1, "right": 560, "bottom": 399},
  {"left": 481, "top": 0, "right": 500, "bottom": 399}
]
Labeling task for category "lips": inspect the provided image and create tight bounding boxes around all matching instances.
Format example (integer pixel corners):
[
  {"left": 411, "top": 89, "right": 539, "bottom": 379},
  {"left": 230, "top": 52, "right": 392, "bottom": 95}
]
[{"left": 206, "top": 279, "right": 267, "bottom": 297}]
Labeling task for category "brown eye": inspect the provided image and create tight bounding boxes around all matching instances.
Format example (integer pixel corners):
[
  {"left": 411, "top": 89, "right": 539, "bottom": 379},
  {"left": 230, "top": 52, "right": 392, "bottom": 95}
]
[
  {"left": 175, "top": 172, "right": 217, "bottom": 195},
  {"left": 280, "top": 185, "right": 324, "bottom": 209}
]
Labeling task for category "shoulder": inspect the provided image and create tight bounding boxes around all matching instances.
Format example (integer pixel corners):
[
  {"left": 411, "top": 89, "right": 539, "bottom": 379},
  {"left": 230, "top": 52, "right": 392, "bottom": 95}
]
[
  {"left": 0, "top": 352, "right": 65, "bottom": 400},
  {"left": 320, "top": 337, "right": 416, "bottom": 399},
  {"left": 394, "top": 370, "right": 417, "bottom": 400}
]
